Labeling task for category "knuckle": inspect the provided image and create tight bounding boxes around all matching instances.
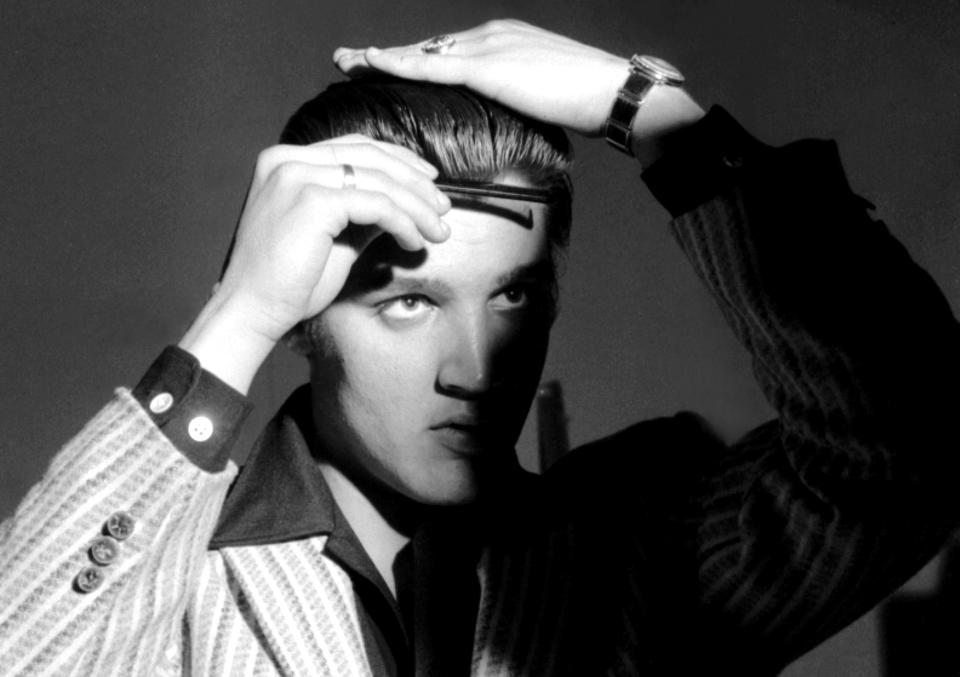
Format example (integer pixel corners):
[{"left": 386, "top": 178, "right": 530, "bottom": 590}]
[
  {"left": 254, "top": 145, "right": 284, "bottom": 177},
  {"left": 479, "top": 33, "right": 502, "bottom": 48},
  {"left": 484, "top": 18, "right": 520, "bottom": 32},
  {"left": 357, "top": 166, "right": 387, "bottom": 190},
  {"left": 366, "top": 191, "right": 394, "bottom": 212},
  {"left": 256, "top": 145, "right": 280, "bottom": 166},
  {"left": 294, "top": 183, "right": 327, "bottom": 206},
  {"left": 272, "top": 161, "right": 302, "bottom": 185}
]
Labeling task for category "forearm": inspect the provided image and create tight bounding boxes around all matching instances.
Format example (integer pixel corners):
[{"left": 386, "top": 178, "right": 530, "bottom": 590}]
[
  {"left": 656, "top": 110, "right": 960, "bottom": 660},
  {"left": 0, "top": 389, "right": 237, "bottom": 674},
  {"left": 659, "top": 117, "right": 960, "bottom": 474}
]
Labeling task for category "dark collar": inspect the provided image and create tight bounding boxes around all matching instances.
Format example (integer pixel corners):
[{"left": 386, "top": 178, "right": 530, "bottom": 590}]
[
  {"left": 211, "top": 383, "right": 536, "bottom": 550},
  {"left": 207, "top": 384, "right": 541, "bottom": 676},
  {"left": 210, "top": 384, "right": 339, "bottom": 548},
  {"left": 209, "top": 385, "right": 412, "bottom": 675}
]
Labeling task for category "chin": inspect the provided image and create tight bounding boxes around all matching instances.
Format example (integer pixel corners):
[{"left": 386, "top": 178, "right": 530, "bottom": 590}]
[
  {"left": 403, "top": 471, "right": 483, "bottom": 507},
  {"left": 412, "top": 484, "right": 480, "bottom": 507}
]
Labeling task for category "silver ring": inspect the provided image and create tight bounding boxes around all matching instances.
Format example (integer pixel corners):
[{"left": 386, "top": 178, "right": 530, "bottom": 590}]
[
  {"left": 421, "top": 34, "right": 456, "bottom": 55},
  {"left": 341, "top": 164, "right": 356, "bottom": 190}
]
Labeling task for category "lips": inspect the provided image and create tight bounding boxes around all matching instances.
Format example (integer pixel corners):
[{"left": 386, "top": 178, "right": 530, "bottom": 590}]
[{"left": 430, "top": 414, "right": 496, "bottom": 455}]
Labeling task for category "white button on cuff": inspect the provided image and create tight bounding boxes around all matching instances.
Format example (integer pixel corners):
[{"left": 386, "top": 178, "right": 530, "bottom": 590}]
[
  {"left": 188, "top": 416, "right": 214, "bottom": 442},
  {"left": 149, "top": 392, "right": 174, "bottom": 414}
]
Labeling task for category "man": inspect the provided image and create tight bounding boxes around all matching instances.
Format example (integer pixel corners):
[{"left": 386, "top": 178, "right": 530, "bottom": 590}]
[{"left": 2, "top": 20, "right": 959, "bottom": 676}]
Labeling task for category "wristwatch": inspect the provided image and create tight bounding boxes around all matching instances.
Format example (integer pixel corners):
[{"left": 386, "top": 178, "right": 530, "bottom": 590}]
[{"left": 604, "top": 55, "right": 685, "bottom": 156}]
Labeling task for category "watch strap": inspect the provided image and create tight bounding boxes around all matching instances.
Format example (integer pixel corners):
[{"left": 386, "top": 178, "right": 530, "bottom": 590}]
[
  {"left": 605, "top": 70, "right": 657, "bottom": 155},
  {"left": 605, "top": 55, "right": 685, "bottom": 156}
]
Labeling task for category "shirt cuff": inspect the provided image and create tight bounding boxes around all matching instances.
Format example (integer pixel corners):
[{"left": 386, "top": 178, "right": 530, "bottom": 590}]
[
  {"left": 641, "top": 105, "right": 770, "bottom": 218},
  {"left": 131, "top": 346, "right": 253, "bottom": 472}
]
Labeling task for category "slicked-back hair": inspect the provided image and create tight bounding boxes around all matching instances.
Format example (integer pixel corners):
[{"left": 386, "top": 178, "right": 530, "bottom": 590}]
[
  {"left": 278, "top": 77, "right": 574, "bottom": 353},
  {"left": 280, "top": 76, "right": 574, "bottom": 252}
]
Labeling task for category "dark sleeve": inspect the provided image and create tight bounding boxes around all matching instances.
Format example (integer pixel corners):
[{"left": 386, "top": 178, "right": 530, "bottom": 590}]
[
  {"left": 641, "top": 106, "right": 960, "bottom": 666},
  {"left": 131, "top": 346, "right": 253, "bottom": 472}
]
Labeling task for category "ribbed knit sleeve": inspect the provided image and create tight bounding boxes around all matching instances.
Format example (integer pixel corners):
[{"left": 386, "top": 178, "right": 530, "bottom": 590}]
[
  {"left": 0, "top": 390, "right": 237, "bottom": 676},
  {"left": 669, "top": 137, "right": 960, "bottom": 669}
]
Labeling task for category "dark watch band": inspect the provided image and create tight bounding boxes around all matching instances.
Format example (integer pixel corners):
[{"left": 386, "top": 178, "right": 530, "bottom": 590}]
[{"left": 605, "top": 55, "right": 685, "bottom": 156}]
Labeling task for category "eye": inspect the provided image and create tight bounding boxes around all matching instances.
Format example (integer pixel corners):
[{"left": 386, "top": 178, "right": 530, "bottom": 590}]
[
  {"left": 378, "top": 294, "right": 434, "bottom": 323},
  {"left": 492, "top": 284, "right": 536, "bottom": 311},
  {"left": 501, "top": 286, "right": 527, "bottom": 306}
]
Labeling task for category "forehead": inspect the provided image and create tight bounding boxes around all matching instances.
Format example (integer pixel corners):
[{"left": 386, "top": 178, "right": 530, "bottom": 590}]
[
  {"left": 430, "top": 200, "right": 550, "bottom": 274},
  {"left": 346, "top": 200, "right": 554, "bottom": 295}
]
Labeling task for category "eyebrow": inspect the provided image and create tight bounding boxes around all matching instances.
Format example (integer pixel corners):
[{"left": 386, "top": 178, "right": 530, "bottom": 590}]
[{"left": 493, "top": 260, "right": 555, "bottom": 289}]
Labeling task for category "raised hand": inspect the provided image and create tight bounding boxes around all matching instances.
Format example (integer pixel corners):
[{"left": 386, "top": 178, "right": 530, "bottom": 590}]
[
  {"left": 179, "top": 135, "right": 451, "bottom": 393},
  {"left": 333, "top": 20, "right": 632, "bottom": 136}
]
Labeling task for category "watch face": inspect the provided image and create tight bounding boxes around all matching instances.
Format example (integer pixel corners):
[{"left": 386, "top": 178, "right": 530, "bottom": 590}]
[{"left": 632, "top": 55, "right": 685, "bottom": 85}]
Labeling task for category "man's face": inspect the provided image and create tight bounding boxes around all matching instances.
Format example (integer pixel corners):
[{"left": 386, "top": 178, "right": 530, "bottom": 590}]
[{"left": 309, "top": 196, "right": 555, "bottom": 506}]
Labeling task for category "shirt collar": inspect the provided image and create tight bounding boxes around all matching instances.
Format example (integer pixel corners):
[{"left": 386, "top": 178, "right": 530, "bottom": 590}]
[
  {"left": 209, "top": 384, "right": 338, "bottom": 548},
  {"left": 206, "top": 383, "right": 537, "bottom": 675}
]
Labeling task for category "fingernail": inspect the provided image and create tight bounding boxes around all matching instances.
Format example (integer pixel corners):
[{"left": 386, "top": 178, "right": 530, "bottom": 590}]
[
  {"left": 439, "top": 220, "right": 451, "bottom": 238},
  {"left": 366, "top": 46, "right": 381, "bottom": 56}
]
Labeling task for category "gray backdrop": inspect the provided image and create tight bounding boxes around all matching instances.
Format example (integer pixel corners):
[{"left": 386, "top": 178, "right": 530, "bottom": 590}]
[{"left": 3, "top": 1, "right": 959, "bottom": 674}]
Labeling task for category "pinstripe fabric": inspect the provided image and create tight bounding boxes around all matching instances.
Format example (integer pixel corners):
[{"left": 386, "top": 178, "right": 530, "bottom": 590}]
[
  {"left": 0, "top": 393, "right": 379, "bottom": 677},
  {"left": 0, "top": 391, "right": 236, "bottom": 676},
  {"left": 2, "top": 135, "right": 958, "bottom": 675}
]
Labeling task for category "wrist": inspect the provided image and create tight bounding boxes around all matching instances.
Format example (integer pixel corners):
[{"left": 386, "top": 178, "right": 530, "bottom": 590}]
[
  {"left": 603, "top": 55, "right": 705, "bottom": 166},
  {"left": 628, "top": 86, "right": 705, "bottom": 166},
  {"left": 178, "top": 294, "right": 277, "bottom": 395}
]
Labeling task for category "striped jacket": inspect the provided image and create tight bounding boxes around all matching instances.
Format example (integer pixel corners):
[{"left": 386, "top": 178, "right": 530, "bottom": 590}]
[{"left": 3, "top": 119, "right": 960, "bottom": 675}]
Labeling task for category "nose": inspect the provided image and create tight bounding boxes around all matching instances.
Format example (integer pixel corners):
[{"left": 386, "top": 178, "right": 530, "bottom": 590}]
[{"left": 436, "top": 312, "right": 500, "bottom": 398}]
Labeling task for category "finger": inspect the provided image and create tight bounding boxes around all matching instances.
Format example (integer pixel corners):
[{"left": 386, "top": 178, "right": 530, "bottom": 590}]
[
  {"left": 286, "top": 183, "right": 423, "bottom": 252},
  {"left": 333, "top": 49, "right": 378, "bottom": 80},
  {"left": 324, "top": 135, "right": 439, "bottom": 177},
  {"left": 276, "top": 162, "right": 448, "bottom": 244},
  {"left": 362, "top": 48, "right": 470, "bottom": 85},
  {"left": 335, "top": 189, "right": 425, "bottom": 250},
  {"left": 332, "top": 45, "right": 360, "bottom": 61},
  {"left": 333, "top": 47, "right": 365, "bottom": 71},
  {"left": 261, "top": 137, "right": 436, "bottom": 179},
  {"left": 257, "top": 141, "right": 441, "bottom": 196},
  {"left": 300, "top": 143, "right": 450, "bottom": 220},
  {"left": 341, "top": 24, "right": 483, "bottom": 56},
  {"left": 350, "top": 166, "right": 449, "bottom": 242}
]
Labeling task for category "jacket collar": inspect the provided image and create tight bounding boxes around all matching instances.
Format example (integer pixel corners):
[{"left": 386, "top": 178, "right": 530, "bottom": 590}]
[{"left": 209, "top": 384, "right": 338, "bottom": 549}]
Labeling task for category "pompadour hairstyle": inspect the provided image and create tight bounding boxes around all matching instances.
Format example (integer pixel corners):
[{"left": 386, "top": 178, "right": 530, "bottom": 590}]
[
  {"left": 280, "top": 75, "right": 574, "bottom": 251},
  {"left": 277, "top": 76, "right": 574, "bottom": 353}
]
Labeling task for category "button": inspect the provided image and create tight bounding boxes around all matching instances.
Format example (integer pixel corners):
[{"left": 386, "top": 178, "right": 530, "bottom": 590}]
[
  {"left": 105, "top": 511, "right": 136, "bottom": 541},
  {"left": 89, "top": 537, "right": 119, "bottom": 565},
  {"left": 75, "top": 566, "right": 104, "bottom": 593},
  {"left": 149, "top": 392, "right": 174, "bottom": 414},
  {"left": 188, "top": 416, "right": 214, "bottom": 442}
]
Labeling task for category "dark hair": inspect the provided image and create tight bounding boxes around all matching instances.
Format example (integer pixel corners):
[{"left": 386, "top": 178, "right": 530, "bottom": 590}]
[
  {"left": 279, "top": 77, "right": 574, "bottom": 352},
  {"left": 281, "top": 76, "right": 573, "bottom": 251}
]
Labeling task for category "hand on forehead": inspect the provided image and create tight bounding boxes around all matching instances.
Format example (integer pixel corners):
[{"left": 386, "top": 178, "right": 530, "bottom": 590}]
[{"left": 336, "top": 195, "right": 553, "bottom": 299}]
